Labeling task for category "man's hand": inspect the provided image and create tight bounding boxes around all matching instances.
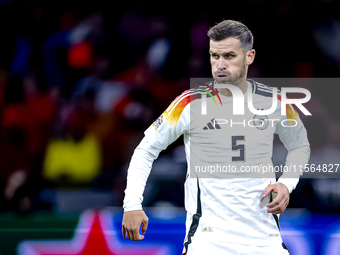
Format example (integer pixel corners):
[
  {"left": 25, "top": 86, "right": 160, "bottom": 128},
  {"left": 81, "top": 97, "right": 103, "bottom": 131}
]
[
  {"left": 262, "top": 183, "right": 289, "bottom": 214},
  {"left": 122, "top": 210, "right": 149, "bottom": 241}
]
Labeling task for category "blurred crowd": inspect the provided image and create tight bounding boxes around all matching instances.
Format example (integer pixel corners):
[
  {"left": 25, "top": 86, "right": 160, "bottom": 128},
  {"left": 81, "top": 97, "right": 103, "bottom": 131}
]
[{"left": 0, "top": 0, "right": 339, "bottom": 213}]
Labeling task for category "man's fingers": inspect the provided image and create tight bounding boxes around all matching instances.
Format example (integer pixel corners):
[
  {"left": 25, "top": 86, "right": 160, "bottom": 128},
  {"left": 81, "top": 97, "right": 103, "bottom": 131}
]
[
  {"left": 130, "top": 229, "right": 136, "bottom": 241},
  {"left": 267, "top": 193, "right": 284, "bottom": 208},
  {"left": 127, "top": 227, "right": 144, "bottom": 241},
  {"left": 122, "top": 210, "right": 148, "bottom": 241},
  {"left": 123, "top": 225, "right": 145, "bottom": 241},
  {"left": 142, "top": 218, "right": 149, "bottom": 234},
  {"left": 263, "top": 183, "right": 290, "bottom": 214},
  {"left": 126, "top": 228, "right": 131, "bottom": 240},
  {"left": 123, "top": 227, "right": 135, "bottom": 241},
  {"left": 267, "top": 200, "right": 278, "bottom": 208},
  {"left": 268, "top": 204, "right": 288, "bottom": 214},
  {"left": 262, "top": 185, "right": 274, "bottom": 198},
  {"left": 132, "top": 228, "right": 144, "bottom": 241},
  {"left": 267, "top": 203, "right": 282, "bottom": 213},
  {"left": 122, "top": 224, "right": 126, "bottom": 239},
  {"left": 267, "top": 194, "right": 285, "bottom": 209},
  {"left": 267, "top": 198, "right": 289, "bottom": 214}
]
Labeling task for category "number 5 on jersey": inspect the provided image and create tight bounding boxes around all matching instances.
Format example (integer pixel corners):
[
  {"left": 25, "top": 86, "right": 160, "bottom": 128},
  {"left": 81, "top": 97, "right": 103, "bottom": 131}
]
[{"left": 232, "top": 136, "right": 245, "bottom": 162}]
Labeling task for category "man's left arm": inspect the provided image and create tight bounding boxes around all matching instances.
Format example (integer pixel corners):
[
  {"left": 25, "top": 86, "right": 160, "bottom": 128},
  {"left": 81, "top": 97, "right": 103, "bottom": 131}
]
[{"left": 264, "top": 104, "right": 310, "bottom": 214}]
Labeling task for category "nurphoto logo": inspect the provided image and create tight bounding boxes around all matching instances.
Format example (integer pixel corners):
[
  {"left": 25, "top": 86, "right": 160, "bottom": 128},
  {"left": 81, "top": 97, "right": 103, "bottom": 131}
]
[{"left": 201, "top": 84, "right": 312, "bottom": 117}]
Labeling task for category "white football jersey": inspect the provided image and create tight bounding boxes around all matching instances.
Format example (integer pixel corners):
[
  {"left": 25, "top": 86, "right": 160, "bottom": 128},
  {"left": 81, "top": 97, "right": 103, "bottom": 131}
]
[{"left": 123, "top": 79, "right": 310, "bottom": 249}]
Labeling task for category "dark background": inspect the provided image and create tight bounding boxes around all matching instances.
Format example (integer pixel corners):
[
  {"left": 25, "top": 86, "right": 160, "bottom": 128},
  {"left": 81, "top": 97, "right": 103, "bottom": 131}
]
[{"left": 0, "top": 0, "right": 339, "bottom": 215}]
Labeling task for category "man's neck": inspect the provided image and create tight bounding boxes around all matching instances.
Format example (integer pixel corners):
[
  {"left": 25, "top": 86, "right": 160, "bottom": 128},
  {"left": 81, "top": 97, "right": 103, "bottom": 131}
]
[{"left": 216, "top": 78, "right": 248, "bottom": 97}]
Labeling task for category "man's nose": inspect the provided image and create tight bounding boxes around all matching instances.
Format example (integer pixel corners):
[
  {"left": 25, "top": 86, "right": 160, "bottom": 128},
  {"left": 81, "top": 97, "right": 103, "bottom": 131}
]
[{"left": 217, "top": 58, "right": 227, "bottom": 70}]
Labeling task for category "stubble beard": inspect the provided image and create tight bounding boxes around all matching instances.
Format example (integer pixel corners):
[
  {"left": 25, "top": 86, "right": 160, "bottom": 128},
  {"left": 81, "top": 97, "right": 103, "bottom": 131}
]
[{"left": 214, "top": 59, "right": 246, "bottom": 86}]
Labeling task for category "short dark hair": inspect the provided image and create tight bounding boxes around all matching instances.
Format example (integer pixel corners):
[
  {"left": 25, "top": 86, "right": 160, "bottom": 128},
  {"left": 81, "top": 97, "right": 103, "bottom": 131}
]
[{"left": 207, "top": 20, "right": 254, "bottom": 52}]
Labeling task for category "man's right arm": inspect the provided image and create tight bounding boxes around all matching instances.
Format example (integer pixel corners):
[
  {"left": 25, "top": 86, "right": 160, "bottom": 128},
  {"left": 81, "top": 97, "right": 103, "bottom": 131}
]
[{"left": 122, "top": 91, "right": 191, "bottom": 240}]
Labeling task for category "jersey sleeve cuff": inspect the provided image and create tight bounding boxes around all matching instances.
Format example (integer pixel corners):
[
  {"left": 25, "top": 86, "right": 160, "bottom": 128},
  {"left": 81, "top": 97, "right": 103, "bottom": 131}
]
[{"left": 277, "top": 177, "right": 299, "bottom": 194}]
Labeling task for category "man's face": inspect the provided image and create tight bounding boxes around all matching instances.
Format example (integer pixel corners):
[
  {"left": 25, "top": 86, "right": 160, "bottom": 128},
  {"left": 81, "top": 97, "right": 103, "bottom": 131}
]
[{"left": 209, "top": 37, "right": 253, "bottom": 85}]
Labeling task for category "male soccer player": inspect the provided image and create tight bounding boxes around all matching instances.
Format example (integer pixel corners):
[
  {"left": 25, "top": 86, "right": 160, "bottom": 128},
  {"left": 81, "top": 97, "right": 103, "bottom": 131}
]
[{"left": 122, "top": 20, "right": 310, "bottom": 255}]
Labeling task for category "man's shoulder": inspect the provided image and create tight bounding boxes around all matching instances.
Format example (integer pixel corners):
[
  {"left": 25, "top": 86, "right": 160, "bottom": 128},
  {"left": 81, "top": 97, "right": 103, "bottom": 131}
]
[
  {"left": 177, "top": 80, "right": 218, "bottom": 102},
  {"left": 249, "top": 78, "right": 281, "bottom": 99}
]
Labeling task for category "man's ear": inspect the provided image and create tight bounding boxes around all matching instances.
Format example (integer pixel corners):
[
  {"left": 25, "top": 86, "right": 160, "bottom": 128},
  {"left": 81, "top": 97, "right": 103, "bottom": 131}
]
[{"left": 246, "top": 49, "right": 255, "bottom": 65}]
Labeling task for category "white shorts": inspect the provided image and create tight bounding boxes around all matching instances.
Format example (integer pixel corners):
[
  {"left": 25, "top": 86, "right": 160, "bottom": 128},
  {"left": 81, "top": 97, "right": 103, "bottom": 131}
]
[{"left": 183, "top": 240, "right": 290, "bottom": 255}]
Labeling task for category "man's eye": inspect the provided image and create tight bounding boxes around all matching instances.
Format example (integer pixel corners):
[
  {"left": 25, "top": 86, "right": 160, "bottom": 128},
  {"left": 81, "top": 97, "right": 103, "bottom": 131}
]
[
  {"left": 224, "top": 54, "right": 234, "bottom": 58},
  {"left": 212, "top": 54, "right": 219, "bottom": 59}
]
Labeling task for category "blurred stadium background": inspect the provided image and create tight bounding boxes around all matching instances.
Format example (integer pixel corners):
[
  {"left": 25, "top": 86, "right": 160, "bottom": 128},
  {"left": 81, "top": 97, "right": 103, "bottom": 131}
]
[{"left": 0, "top": 0, "right": 339, "bottom": 254}]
